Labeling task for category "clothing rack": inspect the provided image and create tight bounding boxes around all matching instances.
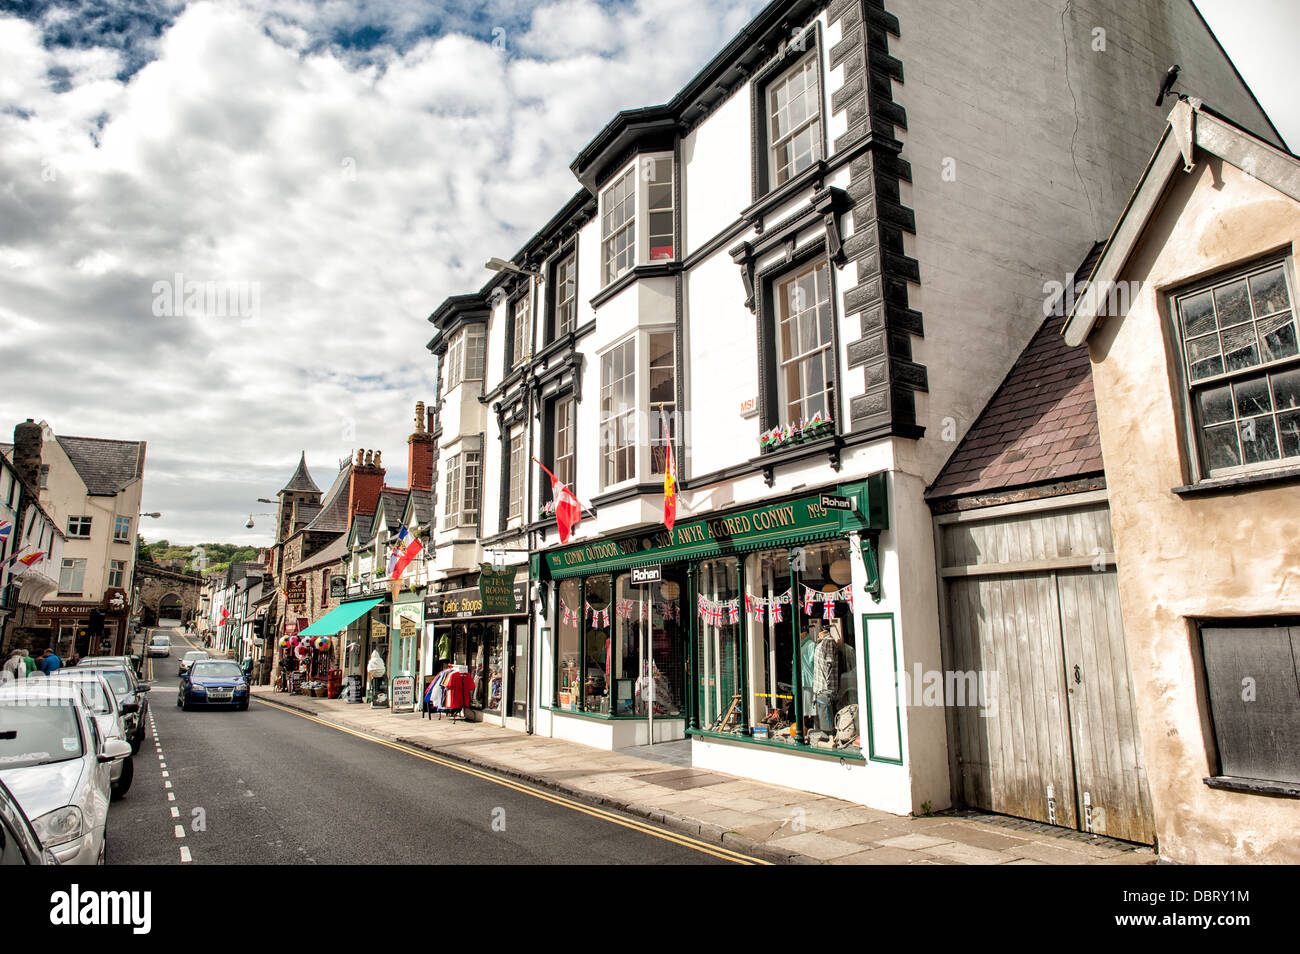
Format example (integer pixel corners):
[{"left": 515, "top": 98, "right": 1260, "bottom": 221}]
[{"left": 423, "top": 664, "right": 474, "bottom": 722}]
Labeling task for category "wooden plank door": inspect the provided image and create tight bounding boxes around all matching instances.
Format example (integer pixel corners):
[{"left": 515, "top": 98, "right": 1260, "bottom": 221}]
[
  {"left": 1056, "top": 569, "right": 1155, "bottom": 844},
  {"left": 947, "top": 573, "right": 1077, "bottom": 828}
]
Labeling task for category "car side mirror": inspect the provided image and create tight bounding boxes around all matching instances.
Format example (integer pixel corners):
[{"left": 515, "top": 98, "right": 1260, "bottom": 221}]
[
  {"left": 120, "top": 702, "right": 139, "bottom": 713},
  {"left": 137, "top": 683, "right": 151, "bottom": 692},
  {"left": 100, "top": 738, "right": 131, "bottom": 762}
]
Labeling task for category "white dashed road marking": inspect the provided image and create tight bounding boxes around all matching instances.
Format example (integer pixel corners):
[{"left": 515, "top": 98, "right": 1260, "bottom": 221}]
[
  {"left": 171, "top": 807, "right": 179, "bottom": 818},
  {"left": 180, "top": 846, "right": 192, "bottom": 863},
  {"left": 174, "top": 825, "right": 185, "bottom": 838}
]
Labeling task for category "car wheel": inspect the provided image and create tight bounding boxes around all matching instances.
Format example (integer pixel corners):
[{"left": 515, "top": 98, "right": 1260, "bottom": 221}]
[
  {"left": 111, "top": 756, "right": 133, "bottom": 800},
  {"left": 176, "top": 694, "right": 183, "bottom": 707},
  {"left": 238, "top": 702, "right": 249, "bottom": 711}
]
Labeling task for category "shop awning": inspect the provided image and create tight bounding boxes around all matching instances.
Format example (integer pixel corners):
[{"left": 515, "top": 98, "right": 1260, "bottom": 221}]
[{"left": 298, "top": 598, "right": 383, "bottom": 637}]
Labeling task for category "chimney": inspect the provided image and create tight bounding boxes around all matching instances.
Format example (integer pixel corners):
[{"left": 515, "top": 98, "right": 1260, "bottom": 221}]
[
  {"left": 13, "top": 419, "right": 43, "bottom": 492},
  {"left": 408, "top": 401, "right": 435, "bottom": 492},
  {"left": 347, "top": 448, "right": 385, "bottom": 520}
]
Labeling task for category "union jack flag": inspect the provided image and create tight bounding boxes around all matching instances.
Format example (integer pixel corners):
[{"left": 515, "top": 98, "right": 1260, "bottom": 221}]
[
  {"left": 771, "top": 602, "right": 783, "bottom": 623},
  {"left": 822, "top": 600, "right": 836, "bottom": 621},
  {"left": 727, "top": 600, "right": 739, "bottom": 625},
  {"left": 803, "top": 587, "right": 816, "bottom": 615}
]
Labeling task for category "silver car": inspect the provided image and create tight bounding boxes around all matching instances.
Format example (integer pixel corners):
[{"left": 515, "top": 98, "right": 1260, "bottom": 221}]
[
  {"left": 0, "top": 682, "right": 129, "bottom": 864},
  {"left": 46, "top": 672, "right": 134, "bottom": 800}
]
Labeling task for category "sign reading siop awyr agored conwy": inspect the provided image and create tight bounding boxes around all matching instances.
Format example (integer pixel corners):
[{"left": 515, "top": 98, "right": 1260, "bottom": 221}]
[{"left": 543, "top": 476, "right": 888, "bottom": 579}]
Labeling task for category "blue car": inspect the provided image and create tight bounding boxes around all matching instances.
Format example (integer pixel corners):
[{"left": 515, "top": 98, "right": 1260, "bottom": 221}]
[{"left": 177, "top": 660, "right": 250, "bottom": 711}]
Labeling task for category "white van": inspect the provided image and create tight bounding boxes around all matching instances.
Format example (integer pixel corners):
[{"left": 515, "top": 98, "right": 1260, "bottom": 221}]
[{"left": 146, "top": 632, "right": 171, "bottom": 658}]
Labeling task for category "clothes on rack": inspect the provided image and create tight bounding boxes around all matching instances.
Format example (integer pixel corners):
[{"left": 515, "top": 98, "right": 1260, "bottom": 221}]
[{"left": 442, "top": 668, "right": 475, "bottom": 710}]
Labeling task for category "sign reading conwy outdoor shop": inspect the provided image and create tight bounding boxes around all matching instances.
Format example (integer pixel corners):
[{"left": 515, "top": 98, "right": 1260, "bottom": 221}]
[
  {"left": 478, "top": 564, "right": 519, "bottom": 616},
  {"left": 390, "top": 675, "right": 416, "bottom": 713},
  {"left": 542, "top": 475, "right": 887, "bottom": 578}
]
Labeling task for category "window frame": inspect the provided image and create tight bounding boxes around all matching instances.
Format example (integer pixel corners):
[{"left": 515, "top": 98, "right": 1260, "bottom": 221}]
[
  {"left": 599, "top": 152, "right": 677, "bottom": 289},
  {"left": 548, "top": 246, "right": 579, "bottom": 341},
  {"left": 756, "top": 247, "right": 842, "bottom": 440},
  {"left": 751, "top": 25, "right": 827, "bottom": 199},
  {"left": 1169, "top": 257, "right": 1300, "bottom": 483},
  {"left": 507, "top": 428, "right": 525, "bottom": 525},
  {"left": 442, "top": 449, "right": 481, "bottom": 530},
  {"left": 599, "top": 335, "right": 639, "bottom": 490},
  {"left": 511, "top": 293, "right": 531, "bottom": 370},
  {"left": 544, "top": 394, "right": 576, "bottom": 500},
  {"left": 107, "top": 560, "right": 125, "bottom": 589},
  {"left": 445, "top": 325, "right": 486, "bottom": 393},
  {"left": 113, "top": 515, "right": 131, "bottom": 543},
  {"left": 59, "top": 557, "right": 86, "bottom": 595},
  {"left": 67, "top": 516, "right": 92, "bottom": 539}
]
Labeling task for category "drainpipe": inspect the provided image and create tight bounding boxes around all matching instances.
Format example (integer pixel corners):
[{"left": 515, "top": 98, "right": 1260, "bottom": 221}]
[{"left": 524, "top": 272, "right": 537, "bottom": 736}]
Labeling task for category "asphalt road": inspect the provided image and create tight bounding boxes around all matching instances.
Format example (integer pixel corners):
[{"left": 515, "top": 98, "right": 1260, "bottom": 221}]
[{"left": 106, "top": 644, "right": 748, "bottom": 865}]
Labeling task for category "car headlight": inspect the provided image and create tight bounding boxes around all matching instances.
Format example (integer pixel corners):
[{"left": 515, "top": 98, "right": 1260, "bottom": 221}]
[
  {"left": 190, "top": 683, "right": 206, "bottom": 693},
  {"left": 34, "top": 806, "right": 85, "bottom": 849}
]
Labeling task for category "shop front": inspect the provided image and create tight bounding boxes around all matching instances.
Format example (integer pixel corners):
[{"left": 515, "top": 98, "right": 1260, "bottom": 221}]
[
  {"left": 286, "top": 596, "right": 385, "bottom": 701},
  {"left": 536, "top": 476, "right": 890, "bottom": 766},
  {"left": 36, "top": 588, "right": 131, "bottom": 658},
  {"left": 424, "top": 577, "right": 529, "bottom": 728},
  {"left": 389, "top": 592, "right": 424, "bottom": 711}
]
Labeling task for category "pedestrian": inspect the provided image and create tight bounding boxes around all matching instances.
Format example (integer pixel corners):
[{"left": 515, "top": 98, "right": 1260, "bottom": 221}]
[
  {"left": 21, "top": 650, "right": 36, "bottom": 676},
  {"left": 40, "top": 648, "right": 62, "bottom": 674},
  {"left": 68, "top": 652, "right": 80, "bottom": 668},
  {"left": 2, "top": 648, "right": 25, "bottom": 682}
]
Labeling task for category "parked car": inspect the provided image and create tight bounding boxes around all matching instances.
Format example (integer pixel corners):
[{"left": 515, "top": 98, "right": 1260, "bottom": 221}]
[
  {"left": 0, "top": 778, "right": 54, "bottom": 865},
  {"left": 46, "top": 672, "right": 134, "bottom": 800},
  {"left": 146, "top": 633, "right": 171, "bottom": 657},
  {"left": 178, "top": 659, "right": 250, "bottom": 710},
  {"left": 179, "top": 650, "right": 209, "bottom": 676},
  {"left": 0, "top": 682, "right": 129, "bottom": 864},
  {"left": 74, "top": 660, "right": 151, "bottom": 753}
]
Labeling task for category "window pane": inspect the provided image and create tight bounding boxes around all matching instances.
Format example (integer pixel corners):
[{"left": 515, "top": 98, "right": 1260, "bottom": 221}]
[
  {"left": 1179, "top": 290, "right": 1216, "bottom": 338},
  {"left": 556, "top": 580, "right": 582, "bottom": 710},
  {"left": 1234, "top": 377, "right": 1273, "bottom": 418},
  {"left": 1240, "top": 416, "right": 1279, "bottom": 465},
  {"left": 1278, "top": 410, "right": 1300, "bottom": 458},
  {"left": 1259, "top": 313, "right": 1299, "bottom": 362},
  {"left": 583, "top": 575, "right": 612, "bottom": 714},
  {"left": 1273, "top": 368, "right": 1300, "bottom": 411},
  {"left": 1202, "top": 422, "right": 1241, "bottom": 471},
  {"left": 1249, "top": 266, "right": 1290, "bottom": 316},
  {"left": 1214, "top": 280, "right": 1251, "bottom": 328},
  {"left": 745, "top": 549, "right": 794, "bottom": 743},
  {"left": 797, "top": 541, "right": 859, "bottom": 750},
  {"left": 1220, "top": 322, "right": 1260, "bottom": 372},
  {"left": 1197, "top": 384, "right": 1235, "bottom": 426},
  {"left": 697, "top": 558, "right": 742, "bottom": 733}
]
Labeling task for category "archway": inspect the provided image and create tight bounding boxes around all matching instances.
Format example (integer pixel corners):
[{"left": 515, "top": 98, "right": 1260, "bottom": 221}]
[{"left": 158, "top": 593, "right": 184, "bottom": 627}]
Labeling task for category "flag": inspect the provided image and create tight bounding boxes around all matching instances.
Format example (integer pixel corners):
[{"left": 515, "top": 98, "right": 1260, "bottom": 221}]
[
  {"left": 387, "top": 523, "right": 424, "bottom": 581},
  {"left": 662, "top": 440, "right": 677, "bottom": 533},
  {"left": 535, "top": 459, "right": 582, "bottom": 544},
  {"left": 220, "top": 607, "right": 230, "bottom": 626},
  {"left": 0, "top": 520, "right": 10, "bottom": 546},
  {"left": 15, "top": 551, "right": 44, "bottom": 572}
]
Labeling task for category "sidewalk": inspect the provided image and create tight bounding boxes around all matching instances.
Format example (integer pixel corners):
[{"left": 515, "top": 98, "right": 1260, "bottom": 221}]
[{"left": 251, "top": 687, "right": 1155, "bottom": 865}]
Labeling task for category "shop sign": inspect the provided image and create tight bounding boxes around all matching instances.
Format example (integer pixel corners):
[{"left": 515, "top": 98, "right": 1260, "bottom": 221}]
[
  {"left": 103, "top": 588, "right": 129, "bottom": 615},
  {"left": 284, "top": 620, "right": 298, "bottom": 636},
  {"left": 630, "top": 565, "right": 661, "bottom": 585},
  {"left": 478, "top": 563, "right": 519, "bottom": 615},
  {"left": 543, "top": 474, "right": 887, "bottom": 578},
  {"left": 819, "top": 493, "right": 855, "bottom": 512},
  {"left": 38, "top": 602, "right": 100, "bottom": 618},
  {"left": 329, "top": 575, "right": 346, "bottom": 599},
  {"left": 391, "top": 675, "right": 416, "bottom": 713},
  {"left": 286, "top": 579, "right": 307, "bottom": 607},
  {"left": 428, "top": 582, "right": 528, "bottom": 618}
]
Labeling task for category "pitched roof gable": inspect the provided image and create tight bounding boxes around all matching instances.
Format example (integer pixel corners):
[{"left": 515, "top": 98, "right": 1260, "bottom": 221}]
[{"left": 55, "top": 435, "right": 146, "bottom": 496}]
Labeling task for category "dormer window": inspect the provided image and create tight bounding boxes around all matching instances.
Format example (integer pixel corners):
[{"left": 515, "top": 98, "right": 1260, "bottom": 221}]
[{"left": 600, "top": 152, "right": 676, "bottom": 287}]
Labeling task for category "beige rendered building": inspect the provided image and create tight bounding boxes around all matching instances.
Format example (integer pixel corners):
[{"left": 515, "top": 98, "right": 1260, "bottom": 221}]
[
  {"left": 1065, "top": 101, "right": 1300, "bottom": 863},
  {"left": 7, "top": 419, "right": 147, "bottom": 657}
]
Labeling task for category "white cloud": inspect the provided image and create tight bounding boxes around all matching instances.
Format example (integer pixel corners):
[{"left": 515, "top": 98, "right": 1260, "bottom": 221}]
[{"left": 0, "top": 0, "right": 764, "bottom": 545}]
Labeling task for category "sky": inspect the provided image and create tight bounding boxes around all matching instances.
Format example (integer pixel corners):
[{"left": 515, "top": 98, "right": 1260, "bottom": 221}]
[{"left": 0, "top": 0, "right": 1295, "bottom": 549}]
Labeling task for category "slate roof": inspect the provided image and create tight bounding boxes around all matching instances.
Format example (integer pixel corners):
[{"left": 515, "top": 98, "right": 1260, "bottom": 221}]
[
  {"left": 304, "top": 461, "right": 352, "bottom": 534},
  {"left": 374, "top": 489, "right": 408, "bottom": 533},
  {"left": 408, "top": 488, "right": 435, "bottom": 528},
  {"left": 289, "top": 533, "right": 349, "bottom": 575},
  {"left": 56, "top": 435, "right": 146, "bottom": 496},
  {"left": 280, "top": 452, "right": 321, "bottom": 495},
  {"left": 927, "top": 243, "right": 1105, "bottom": 502}
]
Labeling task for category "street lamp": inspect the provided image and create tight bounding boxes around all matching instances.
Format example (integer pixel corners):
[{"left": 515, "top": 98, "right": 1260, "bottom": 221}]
[
  {"left": 485, "top": 257, "right": 542, "bottom": 279},
  {"left": 245, "top": 512, "right": 274, "bottom": 529},
  {"left": 140, "top": 512, "right": 162, "bottom": 518}
]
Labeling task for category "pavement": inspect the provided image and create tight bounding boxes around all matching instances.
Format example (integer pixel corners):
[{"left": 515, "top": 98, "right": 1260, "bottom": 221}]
[{"left": 250, "top": 686, "right": 1157, "bottom": 866}]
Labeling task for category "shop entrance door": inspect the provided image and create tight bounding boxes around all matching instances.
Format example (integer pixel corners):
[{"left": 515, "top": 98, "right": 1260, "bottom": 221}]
[
  {"left": 509, "top": 620, "right": 528, "bottom": 719},
  {"left": 621, "top": 566, "right": 687, "bottom": 745}
]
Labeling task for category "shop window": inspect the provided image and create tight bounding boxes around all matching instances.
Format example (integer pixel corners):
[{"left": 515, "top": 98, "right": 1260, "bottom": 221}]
[
  {"left": 582, "top": 575, "right": 612, "bottom": 714},
  {"left": 794, "top": 541, "right": 859, "bottom": 751},
  {"left": 745, "top": 549, "right": 796, "bottom": 742},
  {"left": 696, "top": 557, "right": 742, "bottom": 733},
  {"left": 556, "top": 579, "right": 582, "bottom": 710},
  {"left": 476, "top": 621, "right": 504, "bottom": 713},
  {"left": 1173, "top": 261, "right": 1300, "bottom": 478},
  {"left": 611, "top": 573, "right": 684, "bottom": 716},
  {"left": 1200, "top": 622, "right": 1300, "bottom": 785}
]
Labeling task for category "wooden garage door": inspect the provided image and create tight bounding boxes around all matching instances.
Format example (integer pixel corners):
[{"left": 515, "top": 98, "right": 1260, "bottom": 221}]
[{"left": 939, "top": 498, "right": 1154, "bottom": 844}]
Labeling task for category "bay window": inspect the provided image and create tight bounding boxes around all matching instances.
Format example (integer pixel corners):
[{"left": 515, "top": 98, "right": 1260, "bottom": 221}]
[
  {"left": 1174, "top": 260, "right": 1300, "bottom": 477},
  {"left": 445, "top": 326, "right": 486, "bottom": 391},
  {"left": 600, "top": 152, "right": 676, "bottom": 287},
  {"left": 600, "top": 338, "right": 637, "bottom": 487},
  {"left": 599, "top": 329, "right": 678, "bottom": 489},
  {"left": 443, "top": 449, "right": 480, "bottom": 529}
]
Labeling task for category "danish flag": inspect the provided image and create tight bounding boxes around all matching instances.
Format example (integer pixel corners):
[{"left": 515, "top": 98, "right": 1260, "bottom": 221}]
[{"left": 535, "top": 458, "right": 582, "bottom": 544}]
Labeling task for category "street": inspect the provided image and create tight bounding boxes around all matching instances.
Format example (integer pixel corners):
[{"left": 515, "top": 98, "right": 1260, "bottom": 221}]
[{"left": 106, "top": 640, "right": 752, "bottom": 865}]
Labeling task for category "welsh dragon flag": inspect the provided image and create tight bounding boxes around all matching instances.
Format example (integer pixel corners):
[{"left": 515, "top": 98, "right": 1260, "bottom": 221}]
[{"left": 535, "top": 458, "right": 582, "bottom": 544}]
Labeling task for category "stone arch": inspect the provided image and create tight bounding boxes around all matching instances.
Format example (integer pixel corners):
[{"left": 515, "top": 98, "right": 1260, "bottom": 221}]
[{"left": 158, "top": 593, "right": 184, "bottom": 625}]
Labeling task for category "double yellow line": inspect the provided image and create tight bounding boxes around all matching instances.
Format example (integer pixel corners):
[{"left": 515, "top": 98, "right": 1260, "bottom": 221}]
[{"left": 253, "top": 695, "right": 769, "bottom": 865}]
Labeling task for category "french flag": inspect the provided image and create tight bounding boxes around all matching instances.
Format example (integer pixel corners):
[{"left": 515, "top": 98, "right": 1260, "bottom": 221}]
[{"left": 387, "top": 523, "right": 424, "bottom": 581}]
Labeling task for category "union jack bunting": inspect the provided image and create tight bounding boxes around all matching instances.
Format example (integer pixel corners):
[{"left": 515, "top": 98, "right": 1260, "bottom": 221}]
[
  {"left": 727, "top": 601, "right": 740, "bottom": 625},
  {"left": 771, "top": 602, "right": 783, "bottom": 623},
  {"left": 803, "top": 587, "right": 816, "bottom": 615},
  {"left": 754, "top": 604, "right": 766, "bottom": 623},
  {"left": 822, "top": 600, "right": 836, "bottom": 621}
]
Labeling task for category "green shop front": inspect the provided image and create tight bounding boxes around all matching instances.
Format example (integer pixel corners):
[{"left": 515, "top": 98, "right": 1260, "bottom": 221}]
[{"left": 536, "top": 476, "right": 889, "bottom": 759}]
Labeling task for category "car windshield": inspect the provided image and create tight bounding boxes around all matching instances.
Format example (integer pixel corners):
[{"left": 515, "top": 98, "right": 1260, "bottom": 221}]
[
  {"left": 0, "top": 700, "right": 84, "bottom": 768},
  {"left": 184, "top": 652, "right": 208, "bottom": 662},
  {"left": 150, "top": 638, "right": 169, "bottom": 646},
  {"left": 92, "top": 670, "right": 131, "bottom": 694},
  {"left": 191, "top": 662, "right": 242, "bottom": 679},
  {"left": 47, "top": 678, "right": 112, "bottom": 714}
]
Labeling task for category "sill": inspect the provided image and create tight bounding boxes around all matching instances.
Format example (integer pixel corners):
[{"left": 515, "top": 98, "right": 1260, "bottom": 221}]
[
  {"left": 589, "top": 262, "right": 682, "bottom": 310},
  {"left": 1172, "top": 464, "right": 1300, "bottom": 497},
  {"left": 741, "top": 159, "right": 828, "bottom": 228},
  {"left": 544, "top": 705, "right": 683, "bottom": 723},
  {"left": 688, "top": 727, "right": 865, "bottom": 763},
  {"left": 1203, "top": 775, "right": 1300, "bottom": 798}
]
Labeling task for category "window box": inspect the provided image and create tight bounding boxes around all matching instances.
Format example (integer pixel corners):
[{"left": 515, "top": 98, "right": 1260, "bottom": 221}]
[{"left": 758, "top": 414, "right": 834, "bottom": 451}]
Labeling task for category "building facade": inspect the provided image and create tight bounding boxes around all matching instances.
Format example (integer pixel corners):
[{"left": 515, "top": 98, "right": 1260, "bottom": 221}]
[{"left": 424, "top": 0, "right": 1279, "bottom": 815}]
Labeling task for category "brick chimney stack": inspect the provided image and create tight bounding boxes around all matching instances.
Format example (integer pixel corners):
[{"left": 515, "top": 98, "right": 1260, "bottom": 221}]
[
  {"left": 408, "top": 401, "right": 435, "bottom": 492},
  {"left": 347, "top": 448, "right": 386, "bottom": 519},
  {"left": 13, "top": 419, "right": 43, "bottom": 492}
]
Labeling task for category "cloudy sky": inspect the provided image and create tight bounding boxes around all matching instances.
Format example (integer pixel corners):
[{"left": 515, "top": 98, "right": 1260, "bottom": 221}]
[{"left": 0, "top": 0, "right": 1295, "bottom": 548}]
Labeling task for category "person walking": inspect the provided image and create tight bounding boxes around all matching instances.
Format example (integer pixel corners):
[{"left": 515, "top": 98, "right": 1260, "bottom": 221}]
[
  {"left": 21, "top": 650, "right": 37, "bottom": 676},
  {"left": 2, "top": 648, "right": 25, "bottom": 682}
]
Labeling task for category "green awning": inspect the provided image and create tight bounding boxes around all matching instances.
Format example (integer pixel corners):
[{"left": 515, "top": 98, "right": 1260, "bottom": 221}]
[{"left": 299, "top": 598, "right": 384, "bottom": 637}]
